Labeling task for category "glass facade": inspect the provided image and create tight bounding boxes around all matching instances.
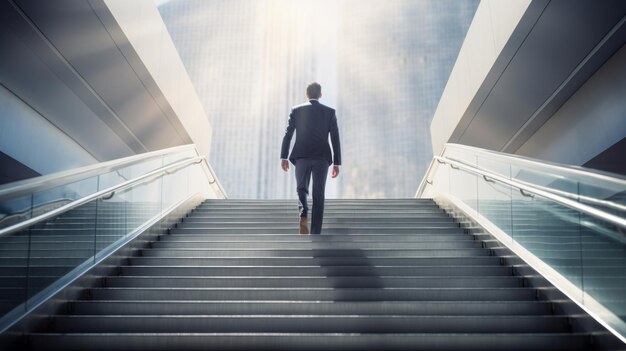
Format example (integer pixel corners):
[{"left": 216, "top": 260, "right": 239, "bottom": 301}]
[
  {"left": 158, "top": 0, "right": 478, "bottom": 198},
  {"left": 337, "top": 0, "right": 478, "bottom": 198}
]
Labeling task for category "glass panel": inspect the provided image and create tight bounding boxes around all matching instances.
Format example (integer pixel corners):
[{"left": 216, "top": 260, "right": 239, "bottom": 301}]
[
  {"left": 578, "top": 181, "right": 626, "bottom": 218},
  {"left": 579, "top": 214, "right": 626, "bottom": 331},
  {"left": 477, "top": 157, "right": 512, "bottom": 238},
  {"left": 452, "top": 145, "right": 626, "bottom": 218},
  {"left": 422, "top": 144, "right": 626, "bottom": 339},
  {"left": 94, "top": 176, "right": 161, "bottom": 260},
  {"left": 431, "top": 161, "right": 450, "bottom": 198},
  {"left": 0, "top": 194, "right": 33, "bottom": 231},
  {"left": 0, "top": 149, "right": 217, "bottom": 330},
  {"left": 26, "top": 176, "right": 99, "bottom": 305},
  {"left": 0, "top": 227, "right": 29, "bottom": 318},
  {"left": 448, "top": 154, "right": 478, "bottom": 216},
  {"left": 510, "top": 162, "right": 577, "bottom": 197},
  {"left": 511, "top": 189, "right": 584, "bottom": 301}
]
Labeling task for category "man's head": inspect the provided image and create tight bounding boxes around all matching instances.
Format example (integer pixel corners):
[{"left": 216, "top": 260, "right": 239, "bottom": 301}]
[{"left": 306, "top": 82, "right": 322, "bottom": 100}]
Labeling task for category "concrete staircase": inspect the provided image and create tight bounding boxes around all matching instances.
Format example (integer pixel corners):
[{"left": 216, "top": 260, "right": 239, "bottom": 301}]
[{"left": 24, "top": 199, "right": 602, "bottom": 350}]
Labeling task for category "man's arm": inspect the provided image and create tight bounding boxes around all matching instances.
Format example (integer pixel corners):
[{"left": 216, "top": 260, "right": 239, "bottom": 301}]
[
  {"left": 280, "top": 110, "right": 296, "bottom": 171},
  {"left": 329, "top": 112, "right": 341, "bottom": 178},
  {"left": 330, "top": 113, "right": 341, "bottom": 166}
]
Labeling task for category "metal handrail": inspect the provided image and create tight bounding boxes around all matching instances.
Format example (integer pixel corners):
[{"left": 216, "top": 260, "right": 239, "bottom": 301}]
[
  {"left": 445, "top": 143, "right": 626, "bottom": 185},
  {"left": 433, "top": 155, "right": 626, "bottom": 230},
  {"left": 0, "top": 144, "right": 197, "bottom": 201},
  {"left": 415, "top": 150, "right": 444, "bottom": 197},
  {"left": 0, "top": 156, "right": 205, "bottom": 238},
  {"left": 518, "top": 178, "right": 626, "bottom": 213},
  {"left": 416, "top": 143, "right": 626, "bottom": 209},
  {"left": 191, "top": 148, "right": 228, "bottom": 199}
]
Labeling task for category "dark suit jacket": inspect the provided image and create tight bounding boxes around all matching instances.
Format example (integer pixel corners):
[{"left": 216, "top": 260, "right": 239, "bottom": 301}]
[{"left": 280, "top": 100, "right": 341, "bottom": 166}]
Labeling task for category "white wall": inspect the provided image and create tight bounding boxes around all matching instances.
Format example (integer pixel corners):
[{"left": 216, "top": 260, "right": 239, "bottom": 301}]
[
  {"left": 103, "top": 0, "right": 213, "bottom": 158},
  {"left": 430, "top": 0, "right": 531, "bottom": 155},
  {"left": 516, "top": 44, "right": 626, "bottom": 165}
]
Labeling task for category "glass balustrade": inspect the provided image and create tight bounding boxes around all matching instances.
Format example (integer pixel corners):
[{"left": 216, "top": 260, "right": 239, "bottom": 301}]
[
  {"left": 0, "top": 145, "right": 223, "bottom": 331},
  {"left": 418, "top": 143, "right": 626, "bottom": 341}
]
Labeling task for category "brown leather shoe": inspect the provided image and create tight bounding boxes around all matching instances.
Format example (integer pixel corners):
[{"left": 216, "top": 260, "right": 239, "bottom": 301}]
[{"left": 299, "top": 217, "right": 309, "bottom": 235}]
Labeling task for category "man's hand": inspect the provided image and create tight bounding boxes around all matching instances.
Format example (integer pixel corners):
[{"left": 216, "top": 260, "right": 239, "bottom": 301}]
[
  {"left": 281, "top": 160, "right": 290, "bottom": 172},
  {"left": 331, "top": 166, "right": 340, "bottom": 178}
]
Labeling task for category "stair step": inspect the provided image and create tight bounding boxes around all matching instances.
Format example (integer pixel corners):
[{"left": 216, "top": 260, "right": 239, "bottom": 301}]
[
  {"left": 127, "top": 256, "right": 504, "bottom": 266},
  {"left": 26, "top": 332, "right": 591, "bottom": 351},
  {"left": 182, "top": 217, "right": 457, "bottom": 224},
  {"left": 195, "top": 206, "right": 443, "bottom": 211},
  {"left": 157, "top": 233, "right": 469, "bottom": 241},
  {"left": 190, "top": 209, "right": 447, "bottom": 215},
  {"left": 68, "top": 300, "right": 561, "bottom": 316},
  {"left": 184, "top": 213, "right": 453, "bottom": 219},
  {"left": 104, "top": 276, "right": 524, "bottom": 288},
  {"left": 138, "top": 248, "right": 491, "bottom": 258},
  {"left": 86, "top": 287, "right": 540, "bottom": 301},
  {"left": 199, "top": 200, "right": 435, "bottom": 205},
  {"left": 49, "top": 315, "right": 570, "bottom": 333},
  {"left": 148, "top": 241, "right": 481, "bottom": 249},
  {"left": 169, "top": 227, "right": 464, "bottom": 235},
  {"left": 118, "top": 265, "right": 509, "bottom": 276},
  {"left": 175, "top": 222, "right": 460, "bottom": 229}
]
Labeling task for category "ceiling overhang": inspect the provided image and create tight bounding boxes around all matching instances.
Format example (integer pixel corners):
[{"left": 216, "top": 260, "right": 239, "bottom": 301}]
[
  {"left": 0, "top": 0, "right": 195, "bottom": 161},
  {"left": 448, "top": 0, "right": 626, "bottom": 154}
]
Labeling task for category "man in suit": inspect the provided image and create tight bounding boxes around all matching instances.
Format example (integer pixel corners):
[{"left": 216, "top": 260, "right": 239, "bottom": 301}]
[{"left": 281, "top": 82, "right": 341, "bottom": 235}]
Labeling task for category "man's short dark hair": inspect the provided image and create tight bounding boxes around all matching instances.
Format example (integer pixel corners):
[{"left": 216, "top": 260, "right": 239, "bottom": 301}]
[{"left": 306, "top": 82, "right": 322, "bottom": 99}]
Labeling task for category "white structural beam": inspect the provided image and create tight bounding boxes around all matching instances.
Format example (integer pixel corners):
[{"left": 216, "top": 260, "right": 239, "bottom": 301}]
[
  {"left": 430, "top": 0, "right": 626, "bottom": 168},
  {"left": 430, "top": 0, "right": 533, "bottom": 155},
  {"left": 100, "top": 0, "right": 213, "bottom": 158}
]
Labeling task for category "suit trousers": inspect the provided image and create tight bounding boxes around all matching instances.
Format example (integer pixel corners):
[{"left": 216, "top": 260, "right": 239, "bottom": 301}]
[{"left": 294, "top": 158, "right": 330, "bottom": 234}]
